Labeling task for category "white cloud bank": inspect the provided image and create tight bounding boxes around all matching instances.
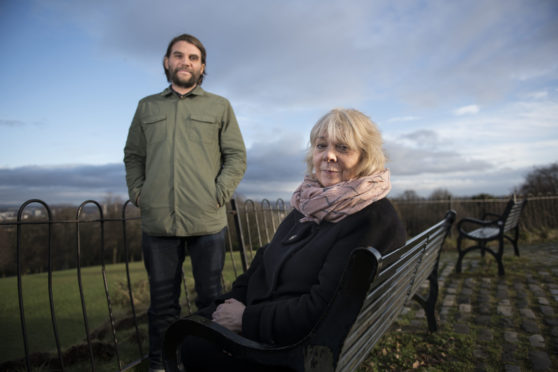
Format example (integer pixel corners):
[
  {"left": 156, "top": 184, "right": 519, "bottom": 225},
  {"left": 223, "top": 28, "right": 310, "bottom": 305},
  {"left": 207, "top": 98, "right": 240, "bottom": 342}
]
[{"left": 454, "top": 105, "right": 480, "bottom": 116}]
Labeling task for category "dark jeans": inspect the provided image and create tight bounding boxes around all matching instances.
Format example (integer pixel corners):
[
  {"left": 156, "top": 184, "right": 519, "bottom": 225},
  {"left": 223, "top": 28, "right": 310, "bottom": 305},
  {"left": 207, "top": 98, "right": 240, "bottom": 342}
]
[{"left": 142, "top": 228, "right": 226, "bottom": 370}]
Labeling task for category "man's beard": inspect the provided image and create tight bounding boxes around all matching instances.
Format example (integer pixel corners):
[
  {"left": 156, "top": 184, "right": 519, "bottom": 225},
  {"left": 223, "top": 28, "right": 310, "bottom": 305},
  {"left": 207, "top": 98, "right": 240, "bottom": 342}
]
[{"left": 170, "top": 67, "right": 201, "bottom": 89}]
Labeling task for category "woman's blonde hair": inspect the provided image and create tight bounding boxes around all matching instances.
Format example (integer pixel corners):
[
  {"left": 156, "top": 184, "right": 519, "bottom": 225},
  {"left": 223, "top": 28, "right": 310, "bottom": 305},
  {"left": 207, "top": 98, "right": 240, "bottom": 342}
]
[{"left": 305, "top": 108, "right": 386, "bottom": 178}]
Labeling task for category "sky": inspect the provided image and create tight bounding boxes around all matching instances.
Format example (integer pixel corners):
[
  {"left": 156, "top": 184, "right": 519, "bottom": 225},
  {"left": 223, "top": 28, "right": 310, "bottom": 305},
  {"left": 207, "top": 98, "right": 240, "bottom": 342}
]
[{"left": 1, "top": 0, "right": 557, "bottom": 207}]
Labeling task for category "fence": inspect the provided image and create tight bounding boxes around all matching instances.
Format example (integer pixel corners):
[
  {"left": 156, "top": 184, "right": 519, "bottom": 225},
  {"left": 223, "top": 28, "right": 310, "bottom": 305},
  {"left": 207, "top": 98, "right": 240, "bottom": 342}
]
[
  {"left": 0, "top": 194, "right": 556, "bottom": 371},
  {"left": 0, "top": 198, "right": 287, "bottom": 371},
  {"left": 393, "top": 194, "right": 558, "bottom": 238}
]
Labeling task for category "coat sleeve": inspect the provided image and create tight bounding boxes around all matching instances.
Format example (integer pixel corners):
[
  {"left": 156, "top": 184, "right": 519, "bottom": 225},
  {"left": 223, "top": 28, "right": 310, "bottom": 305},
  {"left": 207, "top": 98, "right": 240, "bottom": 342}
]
[
  {"left": 195, "top": 246, "right": 267, "bottom": 319},
  {"left": 123, "top": 104, "right": 146, "bottom": 206},
  {"left": 225, "top": 245, "right": 267, "bottom": 303},
  {"left": 215, "top": 100, "right": 247, "bottom": 206},
  {"left": 241, "top": 202, "right": 405, "bottom": 345}
]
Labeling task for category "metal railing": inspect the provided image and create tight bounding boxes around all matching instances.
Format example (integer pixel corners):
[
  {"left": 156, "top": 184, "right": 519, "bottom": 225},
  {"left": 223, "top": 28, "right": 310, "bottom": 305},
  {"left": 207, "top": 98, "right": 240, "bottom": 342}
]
[
  {"left": 6, "top": 199, "right": 147, "bottom": 371},
  {"left": 1, "top": 193, "right": 556, "bottom": 370},
  {"left": 1, "top": 198, "right": 286, "bottom": 371},
  {"left": 392, "top": 194, "right": 557, "bottom": 237}
]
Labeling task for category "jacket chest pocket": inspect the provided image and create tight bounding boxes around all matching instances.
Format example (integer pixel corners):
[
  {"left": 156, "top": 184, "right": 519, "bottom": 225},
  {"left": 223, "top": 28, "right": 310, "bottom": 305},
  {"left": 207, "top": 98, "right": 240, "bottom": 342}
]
[
  {"left": 188, "top": 114, "right": 219, "bottom": 144},
  {"left": 141, "top": 114, "right": 167, "bottom": 143}
]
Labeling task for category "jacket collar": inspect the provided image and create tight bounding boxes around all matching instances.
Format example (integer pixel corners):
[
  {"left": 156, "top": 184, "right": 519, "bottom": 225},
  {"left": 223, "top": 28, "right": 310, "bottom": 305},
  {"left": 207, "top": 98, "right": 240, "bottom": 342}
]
[{"left": 161, "top": 85, "right": 205, "bottom": 98}]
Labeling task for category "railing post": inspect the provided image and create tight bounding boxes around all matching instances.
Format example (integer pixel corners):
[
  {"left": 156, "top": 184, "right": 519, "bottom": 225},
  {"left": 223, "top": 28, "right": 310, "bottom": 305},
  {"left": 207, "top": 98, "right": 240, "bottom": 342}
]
[
  {"left": 121, "top": 200, "right": 145, "bottom": 360},
  {"left": 75, "top": 201, "right": 97, "bottom": 371},
  {"left": 76, "top": 200, "right": 122, "bottom": 371},
  {"left": 230, "top": 199, "right": 248, "bottom": 272},
  {"left": 260, "top": 199, "right": 272, "bottom": 243},
  {"left": 16, "top": 202, "right": 31, "bottom": 372},
  {"left": 16, "top": 199, "right": 65, "bottom": 371},
  {"left": 243, "top": 200, "right": 260, "bottom": 263}
]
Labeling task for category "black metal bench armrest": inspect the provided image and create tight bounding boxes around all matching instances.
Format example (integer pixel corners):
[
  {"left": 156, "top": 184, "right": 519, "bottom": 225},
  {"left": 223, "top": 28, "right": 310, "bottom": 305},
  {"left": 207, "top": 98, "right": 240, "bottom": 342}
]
[
  {"left": 457, "top": 217, "right": 502, "bottom": 236},
  {"left": 481, "top": 212, "right": 502, "bottom": 220},
  {"left": 163, "top": 314, "right": 300, "bottom": 372}
]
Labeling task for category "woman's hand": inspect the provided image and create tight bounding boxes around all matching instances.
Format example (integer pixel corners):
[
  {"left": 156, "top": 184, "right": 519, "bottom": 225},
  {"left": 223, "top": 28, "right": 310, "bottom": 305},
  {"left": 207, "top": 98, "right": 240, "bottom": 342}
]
[{"left": 211, "top": 298, "right": 246, "bottom": 333}]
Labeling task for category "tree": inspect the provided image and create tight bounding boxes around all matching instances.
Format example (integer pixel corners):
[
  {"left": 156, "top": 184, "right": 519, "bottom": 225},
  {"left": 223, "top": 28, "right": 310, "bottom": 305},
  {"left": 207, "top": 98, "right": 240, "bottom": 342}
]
[
  {"left": 471, "top": 193, "right": 495, "bottom": 200},
  {"left": 519, "top": 162, "right": 558, "bottom": 195},
  {"left": 397, "top": 190, "right": 422, "bottom": 201},
  {"left": 428, "top": 188, "right": 452, "bottom": 200}
]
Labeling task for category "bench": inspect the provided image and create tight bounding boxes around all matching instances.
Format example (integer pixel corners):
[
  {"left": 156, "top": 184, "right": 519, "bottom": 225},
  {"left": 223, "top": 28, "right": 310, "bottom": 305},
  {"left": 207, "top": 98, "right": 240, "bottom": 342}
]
[
  {"left": 163, "top": 210, "right": 456, "bottom": 372},
  {"left": 455, "top": 198, "right": 527, "bottom": 276}
]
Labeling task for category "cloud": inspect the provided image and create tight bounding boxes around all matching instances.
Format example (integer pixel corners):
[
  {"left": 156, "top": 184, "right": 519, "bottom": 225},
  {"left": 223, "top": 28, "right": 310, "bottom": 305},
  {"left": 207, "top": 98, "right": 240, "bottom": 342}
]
[
  {"left": 387, "top": 116, "right": 420, "bottom": 123},
  {"left": 391, "top": 166, "right": 527, "bottom": 198},
  {"left": 0, "top": 138, "right": 308, "bottom": 206},
  {"left": 526, "top": 91, "right": 549, "bottom": 100},
  {"left": 236, "top": 136, "right": 307, "bottom": 199},
  {"left": 385, "top": 141, "right": 492, "bottom": 176},
  {"left": 397, "top": 130, "right": 443, "bottom": 149},
  {"left": 243, "top": 137, "right": 306, "bottom": 182},
  {"left": 454, "top": 104, "right": 480, "bottom": 116},
  {"left": 39, "top": 0, "right": 558, "bottom": 111},
  {"left": 385, "top": 129, "right": 496, "bottom": 192},
  {"left": 236, "top": 180, "right": 300, "bottom": 202},
  {"left": 432, "top": 98, "right": 558, "bottom": 168},
  {"left": 0, "top": 164, "right": 125, "bottom": 188},
  {"left": 0, "top": 118, "right": 45, "bottom": 128},
  {"left": 0, "top": 164, "right": 129, "bottom": 206},
  {"left": 0, "top": 119, "right": 25, "bottom": 127},
  {"left": 0, "top": 134, "right": 540, "bottom": 208}
]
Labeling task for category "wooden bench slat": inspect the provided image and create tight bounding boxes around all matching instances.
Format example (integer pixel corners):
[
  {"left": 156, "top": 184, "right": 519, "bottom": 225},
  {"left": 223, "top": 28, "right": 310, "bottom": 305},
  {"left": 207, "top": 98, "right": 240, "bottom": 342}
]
[
  {"left": 339, "top": 295, "right": 408, "bottom": 371},
  {"left": 468, "top": 227, "right": 500, "bottom": 239}
]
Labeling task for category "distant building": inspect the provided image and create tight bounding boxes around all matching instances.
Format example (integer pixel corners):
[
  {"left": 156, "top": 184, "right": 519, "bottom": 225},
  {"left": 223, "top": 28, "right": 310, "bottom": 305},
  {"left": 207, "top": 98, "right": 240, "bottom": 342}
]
[{"left": 0, "top": 211, "right": 16, "bottom": 222}]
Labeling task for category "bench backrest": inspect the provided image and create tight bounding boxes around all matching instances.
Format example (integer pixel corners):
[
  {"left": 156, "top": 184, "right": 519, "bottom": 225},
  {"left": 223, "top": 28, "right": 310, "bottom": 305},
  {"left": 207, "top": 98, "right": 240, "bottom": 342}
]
[
  {"left": 305, "top": 211, "right": 455, "bottom": 371},
  {"left": 305, "top": 210, "right": 455, "bottom": 372},
  {"left": 501, "top": 199, "right": 527, "bottom": 232},
  {"left": 337, "top": 211, "right": 455, "bottom": 371}
]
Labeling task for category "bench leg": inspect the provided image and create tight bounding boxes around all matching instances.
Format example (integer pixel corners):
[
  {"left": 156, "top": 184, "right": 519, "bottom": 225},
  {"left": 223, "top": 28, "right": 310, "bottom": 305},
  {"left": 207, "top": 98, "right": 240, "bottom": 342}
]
[
  {"left": 480, "top": 241, "right": 486, "bottom": 258},
  {"left": 495, "top": 257, "right": 505, "bottom": 276},
  {"left": 507, "top": 227, "right": 520, "bottom": 256},
  {"left": 496, "top": 236, "right": 505, "bottom": 276},
  {"left": 512, "top": 242, "right": 520, "bottom": 257},
  {"left": 425, "top": 271, "right": 439, "bottom": 332},
  {"left": 456, "top": 236, "right": 464, "bottom": 273}
]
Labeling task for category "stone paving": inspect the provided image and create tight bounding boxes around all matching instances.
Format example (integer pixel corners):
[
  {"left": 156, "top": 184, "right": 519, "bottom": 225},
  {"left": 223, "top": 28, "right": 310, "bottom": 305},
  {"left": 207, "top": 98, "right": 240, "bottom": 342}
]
[{"left": 408, "top": 241, "right": 558, "bottom": 371}]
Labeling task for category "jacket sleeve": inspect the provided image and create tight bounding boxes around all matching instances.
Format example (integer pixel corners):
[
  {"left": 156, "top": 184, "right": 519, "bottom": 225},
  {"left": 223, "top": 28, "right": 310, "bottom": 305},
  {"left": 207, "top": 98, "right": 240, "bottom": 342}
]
[
  {"left": 226, "top": 245, "right": 267, "bottom": 302},
  {"left": 241, "top": 202, "right": 405, "bottom": 345},
  {"left": 215, "top": 100, "right": 247, "bottom": 206},
  {"left": 123, "top": 104, "right": 146, "bottom": 206}
]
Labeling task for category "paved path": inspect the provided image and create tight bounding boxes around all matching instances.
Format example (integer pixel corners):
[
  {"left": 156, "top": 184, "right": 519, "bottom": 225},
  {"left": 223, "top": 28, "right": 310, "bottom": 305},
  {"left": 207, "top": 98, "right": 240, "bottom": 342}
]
[{"left": 412, "top": 241, "right": 558, "bottom": 371}]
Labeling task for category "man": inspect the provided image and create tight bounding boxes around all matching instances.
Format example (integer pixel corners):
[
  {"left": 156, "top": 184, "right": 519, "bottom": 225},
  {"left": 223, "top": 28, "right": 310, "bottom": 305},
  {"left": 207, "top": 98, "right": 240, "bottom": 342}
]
[{"left": 124, "top": 33, "right": 246, "bottom": 371}]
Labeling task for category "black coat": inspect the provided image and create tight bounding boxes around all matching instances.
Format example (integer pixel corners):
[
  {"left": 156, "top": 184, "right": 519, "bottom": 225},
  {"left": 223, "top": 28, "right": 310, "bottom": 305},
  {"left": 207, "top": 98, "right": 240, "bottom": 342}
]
[{"left": 210, "top": 198, "right": 405, "bottom": 345}]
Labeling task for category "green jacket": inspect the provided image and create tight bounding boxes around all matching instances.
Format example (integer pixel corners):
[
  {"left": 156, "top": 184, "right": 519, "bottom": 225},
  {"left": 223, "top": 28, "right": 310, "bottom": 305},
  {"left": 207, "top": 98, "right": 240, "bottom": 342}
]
[{"left": 124, "top": 86, "right": 247, "bottom": 236}]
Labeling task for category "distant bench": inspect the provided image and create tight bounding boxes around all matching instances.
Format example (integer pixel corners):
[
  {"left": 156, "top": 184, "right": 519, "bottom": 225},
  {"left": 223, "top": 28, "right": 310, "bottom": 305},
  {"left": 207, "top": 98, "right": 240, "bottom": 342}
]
[
  {"left": 456, "top": 198, "right": 527, "bottom": 276},
  {"left": 163, "top": 210, "right": 456, "bottom": 372}
]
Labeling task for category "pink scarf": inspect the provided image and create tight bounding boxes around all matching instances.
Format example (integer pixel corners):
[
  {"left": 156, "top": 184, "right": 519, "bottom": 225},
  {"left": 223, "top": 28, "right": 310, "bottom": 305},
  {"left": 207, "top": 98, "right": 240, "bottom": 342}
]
[{"left": 290, "top": 169, "right": 392, "bottom": 224}]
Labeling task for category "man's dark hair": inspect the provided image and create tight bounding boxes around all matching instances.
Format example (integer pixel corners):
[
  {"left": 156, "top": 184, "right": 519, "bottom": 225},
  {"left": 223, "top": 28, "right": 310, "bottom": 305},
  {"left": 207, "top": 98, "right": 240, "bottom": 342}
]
[{"left": 164, "top": 34, "right": 207, "bottom": 85}]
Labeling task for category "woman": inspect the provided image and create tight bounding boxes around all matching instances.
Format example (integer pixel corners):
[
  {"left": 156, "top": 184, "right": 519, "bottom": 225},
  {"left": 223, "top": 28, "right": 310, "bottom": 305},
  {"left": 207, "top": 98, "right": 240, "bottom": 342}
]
[{"left": 181, "top": 108, "right": 406, "bottom": 371}]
